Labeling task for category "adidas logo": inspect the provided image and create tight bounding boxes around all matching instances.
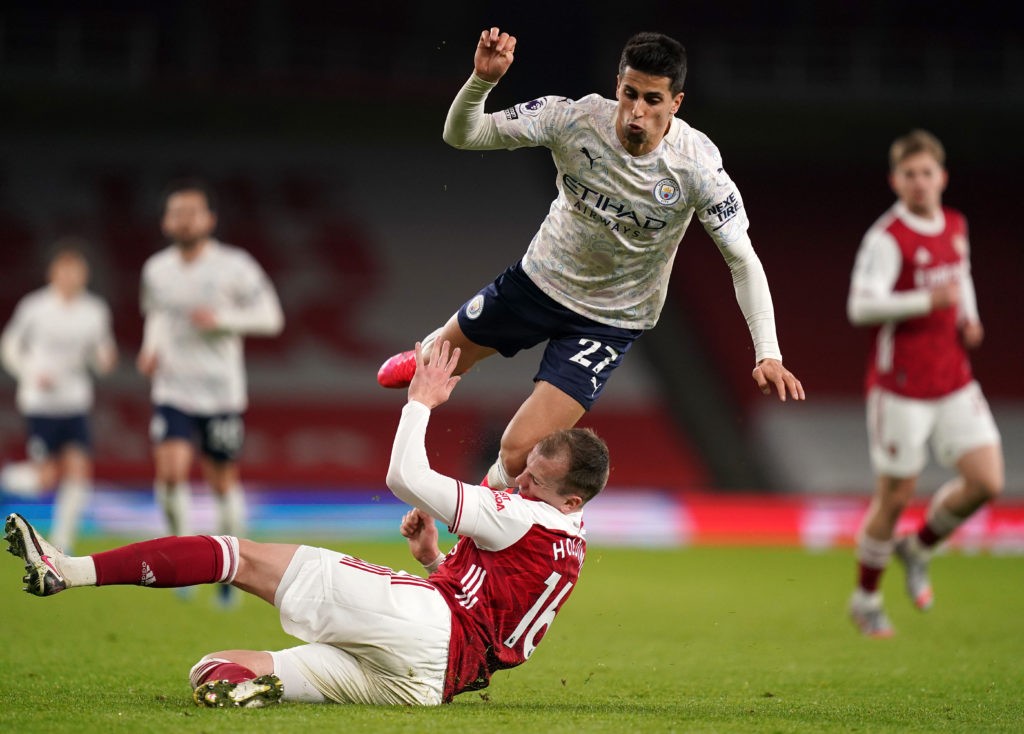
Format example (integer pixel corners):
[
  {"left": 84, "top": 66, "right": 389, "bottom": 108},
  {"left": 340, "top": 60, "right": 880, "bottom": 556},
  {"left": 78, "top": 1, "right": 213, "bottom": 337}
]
[{"left": 140, "top": 561, "right": 156, "bottom": 586}]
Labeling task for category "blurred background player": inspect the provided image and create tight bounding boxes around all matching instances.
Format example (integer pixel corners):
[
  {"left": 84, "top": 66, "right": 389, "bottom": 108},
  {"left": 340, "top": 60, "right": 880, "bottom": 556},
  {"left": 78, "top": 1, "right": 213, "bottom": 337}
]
[
  {"left": 0, "top": 244, "right": 117, "bottom": 551},
  {"left": 846, "top": 130, "right": 1003, "bottom": 637},
  {"left": 378, "top": 27, "right": 804, "bottom": 488},
  {"left": 5, "top": 340, "right": 610, "bottom": 708},
  {"left": 137, "top": 179, "right": 283, "bottom": 604}
]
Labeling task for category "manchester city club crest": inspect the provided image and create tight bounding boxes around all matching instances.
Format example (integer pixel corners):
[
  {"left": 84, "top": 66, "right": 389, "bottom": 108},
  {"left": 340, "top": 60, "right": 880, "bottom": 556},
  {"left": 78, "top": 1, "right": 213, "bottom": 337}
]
[
  {"left": 465, "top": 294, "right": 485, "bottom": 320},
  {"left": 653, "top": 178, "right": 681, "bottom": 205}
]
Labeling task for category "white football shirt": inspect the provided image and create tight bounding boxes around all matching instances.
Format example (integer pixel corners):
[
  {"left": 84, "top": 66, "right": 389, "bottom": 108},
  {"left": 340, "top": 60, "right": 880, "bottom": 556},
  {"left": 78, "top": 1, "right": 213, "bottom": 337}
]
[
  {"left": 140, "top": 240, "right": 283, "bottom": 414},
  {"left": 443, "top": 75, "right": 782, "bottom": 363},
  {"left": 1, "top": 287, "right": 115, "bottom": 415}
]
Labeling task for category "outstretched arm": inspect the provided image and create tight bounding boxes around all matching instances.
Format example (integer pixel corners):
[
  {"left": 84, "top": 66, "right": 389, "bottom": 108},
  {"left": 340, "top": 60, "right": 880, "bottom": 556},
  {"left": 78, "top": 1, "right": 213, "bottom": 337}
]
[
  {"left": 443, "top": 27, "right": 517, "bottom": 150},
  {"left": 473, "top": 26, "right": 516, "bottom": 83},
  {"left": 386, "top": 341, "right": 465, "bottom": 522},
  {"left": 719, "top": 234, "right": 805, "bottom": 401}
]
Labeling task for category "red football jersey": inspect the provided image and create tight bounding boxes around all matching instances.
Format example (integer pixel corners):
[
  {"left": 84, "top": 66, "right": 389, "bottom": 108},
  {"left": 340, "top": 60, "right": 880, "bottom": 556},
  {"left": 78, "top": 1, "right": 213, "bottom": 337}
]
[
  {"left": 427, "top": 482, "right": 585, "bottom": 702},
  {"left": 864, "top": 206, "right": 973, "bottom": 398}
]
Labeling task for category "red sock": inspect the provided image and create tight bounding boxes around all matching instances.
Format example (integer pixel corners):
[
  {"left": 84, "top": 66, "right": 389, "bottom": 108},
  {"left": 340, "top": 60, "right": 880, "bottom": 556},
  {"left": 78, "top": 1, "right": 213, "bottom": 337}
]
[
  {"left": 916, "top": 523, "right": 942, "bottom": 548},
  {"left": 194, "top": 661, "right": 257, "bottom": 686},
  {"left": 92, "top": 535, "right": 238, "bottom": 588},
  {"left": 857, "top": 562, "right": 884, "bottom": 593}
]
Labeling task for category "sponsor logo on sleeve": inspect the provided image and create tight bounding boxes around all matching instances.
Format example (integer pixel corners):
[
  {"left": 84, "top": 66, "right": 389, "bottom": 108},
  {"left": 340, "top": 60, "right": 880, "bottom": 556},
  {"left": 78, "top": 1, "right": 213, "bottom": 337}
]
[
  {"left": 520, "top": 98, "right": 546, "bottom": 116},
  {"left": 503, "top": 106, "right": 519, "bottom": 120},
  {"left": 705, "top": 192, "right": 744, "bottom": 230},
  {"left": 653, "top": 178, "right": 681, "bottom": 205}
]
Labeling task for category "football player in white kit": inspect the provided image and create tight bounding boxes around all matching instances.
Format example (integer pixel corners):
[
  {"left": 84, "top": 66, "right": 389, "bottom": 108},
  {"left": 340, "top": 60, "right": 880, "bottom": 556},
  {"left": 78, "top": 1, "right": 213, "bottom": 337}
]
[
  {"left": 137, "top": 180, "right": 283, "bottom": 604},
  {"left": 377, "top": 27, "right": 804, "bottom": 489},
  {"left": 846, "top": 130, "right": 1003, "bottom": 637},
  {"left": 1, "top": 245, "right": 117, "bottom": 551},
  {"left": 6, "top": 340, "right": 609, "bottom": 708}
]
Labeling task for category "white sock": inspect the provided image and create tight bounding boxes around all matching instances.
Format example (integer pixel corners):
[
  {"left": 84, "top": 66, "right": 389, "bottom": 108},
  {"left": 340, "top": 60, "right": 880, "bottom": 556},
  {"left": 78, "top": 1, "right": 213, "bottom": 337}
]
[
  {"left": 419, "top": 326, "right": 443, "bottom": 360},
  {"left": 851, "top": 587, "right": 883, "bottom": 607},
  {"left": 51, "top": 479, "right": 90, "bottom": 552},
  {"left": 155, "top": 480, "right": 191, "bottom": 536},
  {"left": 1, "top": 462, "right": 43, "bottom": 497},
  {"left": 59, "top": 554, "right": 97, "bottom": 587},
  {"left": 486, "top": 457, "right": 515, "bottom": 489},
  {"left": 855, "top": 532, "right": 894, "bottom": 569},
  {"left": 215, "top": 485, "right": 246, "bottom": 537}
]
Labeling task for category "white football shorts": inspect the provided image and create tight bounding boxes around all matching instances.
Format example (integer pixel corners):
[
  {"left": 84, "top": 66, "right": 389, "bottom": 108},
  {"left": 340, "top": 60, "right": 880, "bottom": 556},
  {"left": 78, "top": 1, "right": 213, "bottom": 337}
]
[
  {"left": 866, "top": 381, "right": 1001, "bottom": 477},
  {"left": 269, "top": 545, "right": 451, "bottom": 705}
]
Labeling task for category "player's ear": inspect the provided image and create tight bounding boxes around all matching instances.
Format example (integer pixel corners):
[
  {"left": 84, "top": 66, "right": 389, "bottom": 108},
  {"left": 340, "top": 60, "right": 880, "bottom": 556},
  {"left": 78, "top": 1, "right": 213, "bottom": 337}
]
[
  {"left": 672, "top": 92, "right": 684, "bottom": 113},
  {"left": 562, "top": 494, "right": 584, "bottom": 513}
]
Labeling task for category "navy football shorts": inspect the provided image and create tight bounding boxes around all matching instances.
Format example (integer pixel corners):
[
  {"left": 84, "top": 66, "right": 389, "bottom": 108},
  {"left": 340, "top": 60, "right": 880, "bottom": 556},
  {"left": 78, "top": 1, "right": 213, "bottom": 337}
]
[
  {"left": 456, "top": 262, "right": 643, "bottom": 410},
  {"left": 150, "top": 404, "right": 245, "bottom": 463},
  {"left": 25, "top": 414, "right": 92, "bottom": 460}
]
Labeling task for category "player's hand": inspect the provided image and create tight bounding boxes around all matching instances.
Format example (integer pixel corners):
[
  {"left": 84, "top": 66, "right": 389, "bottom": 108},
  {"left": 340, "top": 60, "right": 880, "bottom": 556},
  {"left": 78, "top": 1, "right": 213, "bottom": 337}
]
[
  {"left": 929, "top": 282, "right": 960, "bottom": 311},
  {"left": 94, "top": 344, "right": 118, "bottom": 376},
  {"left": 961, "top": 320, "right": 984, "bottom": 349},
  {"left": 136, "top": 351, "right": 158, "bottom": 377},
  {"left": 408, "top": 339, "right": 461, "bottom": 409},
  {"left": 189, "top": 307, "right": 219, "bottom": 331},
  {"left": 752, "top": 358, "right": 805, "bottom": 402},
  {"left": 474, "top": 27, "right": 516, "bottom": 83},
  {"left": 400, "top": 508, "right": 442, "bottom": 566}
]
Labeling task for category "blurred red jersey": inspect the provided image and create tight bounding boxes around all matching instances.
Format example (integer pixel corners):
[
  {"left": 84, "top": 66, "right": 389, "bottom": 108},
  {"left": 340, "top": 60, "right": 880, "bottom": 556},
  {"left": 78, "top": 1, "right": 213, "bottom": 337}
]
[{"left": 865, "top": 206, "right": 973, "bottom": 398}]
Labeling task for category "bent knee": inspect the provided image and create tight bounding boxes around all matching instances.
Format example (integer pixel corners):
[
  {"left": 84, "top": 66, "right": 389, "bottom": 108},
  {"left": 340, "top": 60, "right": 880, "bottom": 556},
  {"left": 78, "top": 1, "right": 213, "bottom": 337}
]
[
  {"left": 190, "top": 650, "right": 274, "bottom": 683},
  {"left": 969, "top": 476, "right": 1004, "bottom": 503}
]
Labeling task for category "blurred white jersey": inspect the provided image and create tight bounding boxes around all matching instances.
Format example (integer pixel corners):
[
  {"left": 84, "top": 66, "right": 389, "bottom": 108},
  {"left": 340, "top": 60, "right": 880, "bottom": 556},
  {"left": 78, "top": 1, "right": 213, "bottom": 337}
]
[
  {"left": 1, "top": 287, "right": 114, "bottom": 415},
  {"left": 140, "top": 240, "right": 283, "bottom": 414},
  {"left": 491, "top": 94, "right": 751, "bottom": 330}
]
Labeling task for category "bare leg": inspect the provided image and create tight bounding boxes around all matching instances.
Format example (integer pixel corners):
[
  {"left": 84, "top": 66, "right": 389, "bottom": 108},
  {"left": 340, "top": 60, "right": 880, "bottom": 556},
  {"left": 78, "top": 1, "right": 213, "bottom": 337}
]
[
  {"left": 201, "top": 458, "right": 245, "bottom": 536},
  {"left": 947, "top": 443, "right": 1004, "bottom": 516},
  {"left": 494, "top": 381, "right": 586, "bottom": 479},
  {"left": 914, "top": 443, "right": 1004, "bottom": 546},
  {"left": 232, "top": 538, "right": 300, "bottom": 605},
  {"left": 50, "top": 447, "right": 92, "bottom": 551},
  {"left": 854, "top": 473, "right": 917, "bottom": 594},
  {"left": 863, "top": 474, "right": 918, "bottom": 543},
  {"left": 431, "top": 314, "right": 497, "bottom": 374},
  {"left": 153, "top": 439, "right": 193, "bottom": 536}
]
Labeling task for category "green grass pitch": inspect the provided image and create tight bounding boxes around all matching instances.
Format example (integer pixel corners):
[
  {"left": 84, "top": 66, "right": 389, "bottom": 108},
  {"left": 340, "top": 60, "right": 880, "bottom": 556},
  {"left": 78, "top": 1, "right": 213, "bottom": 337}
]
[{"left": 1, "top": 540, "right": 1021, "bottom": 733}]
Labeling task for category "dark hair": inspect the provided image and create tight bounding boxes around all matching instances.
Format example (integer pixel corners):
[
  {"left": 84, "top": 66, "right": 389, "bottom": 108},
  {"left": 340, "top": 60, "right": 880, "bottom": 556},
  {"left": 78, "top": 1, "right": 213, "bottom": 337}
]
[
  {"left": 536, "top": 428, "right": 610, "bottom": 504},
  {"left": 48, "top": 236, "right": 89, "bottom": 265},
  {"left": 619, "top": 32, "right": 687, "bottom": 94},
  {"left": 161, "top": 177, "right": 218, "bottom": 214}
]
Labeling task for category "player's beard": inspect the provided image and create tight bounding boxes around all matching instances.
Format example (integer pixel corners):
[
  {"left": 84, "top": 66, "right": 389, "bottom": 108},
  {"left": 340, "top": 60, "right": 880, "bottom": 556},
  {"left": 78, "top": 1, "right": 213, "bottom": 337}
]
[{"left": 624, "top": 128, "right": 646, "bottom": 148}]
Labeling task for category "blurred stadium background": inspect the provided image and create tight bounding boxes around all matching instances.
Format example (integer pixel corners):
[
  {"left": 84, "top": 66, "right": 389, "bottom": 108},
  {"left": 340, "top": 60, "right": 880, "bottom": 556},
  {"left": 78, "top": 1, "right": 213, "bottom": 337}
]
[{"left": 1, "top": 1, "right": 1021, "bottom": 548}]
